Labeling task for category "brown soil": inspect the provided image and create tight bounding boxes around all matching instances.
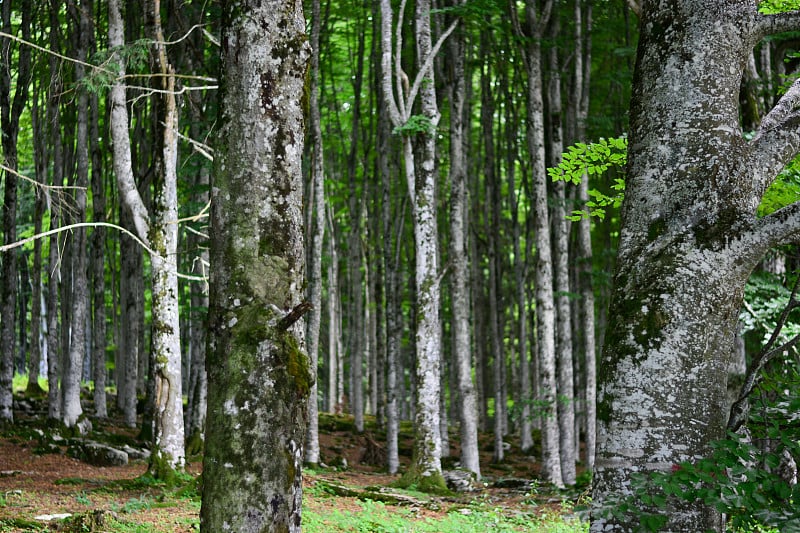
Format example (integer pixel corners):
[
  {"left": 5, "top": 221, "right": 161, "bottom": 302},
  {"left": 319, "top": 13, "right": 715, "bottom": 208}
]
[{"left": 0, "top": 400, "right": 578, "bottom": 532}]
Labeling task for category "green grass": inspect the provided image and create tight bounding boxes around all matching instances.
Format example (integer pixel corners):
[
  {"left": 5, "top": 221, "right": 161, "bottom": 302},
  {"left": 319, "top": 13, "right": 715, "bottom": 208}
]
[{"left": 303, "top": 498, "right": 588, "bottom": 532}]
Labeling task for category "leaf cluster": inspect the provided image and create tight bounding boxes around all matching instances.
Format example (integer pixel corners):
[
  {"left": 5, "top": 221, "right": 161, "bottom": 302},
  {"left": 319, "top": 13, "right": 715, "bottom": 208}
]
[
  {"left": 548, "top": 136, "right": 627, "bottom": 220},
  {"left": 76, "top": 39, "right": 152, "bottom": 95},
  {"left": 392, "top": 114, "right": 436, "bottom": 137}
]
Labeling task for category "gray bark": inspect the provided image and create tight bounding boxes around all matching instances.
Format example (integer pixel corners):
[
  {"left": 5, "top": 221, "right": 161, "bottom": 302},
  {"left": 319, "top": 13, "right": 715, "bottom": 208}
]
[
  {"left": 548, "top": 17, "right": 577, "bottom": 485},
  {"left": 304, "top": 0, "right": 325, "bottom": 465},
  {"left": 201, "top": 0, "right": 311, "bottom": 530},
  {"left": 63, "top": 1, "right": 91, "bottom": 426},
  {"left": 45, "top": 3, "right": 62, "bottom": 420},
  {"left": 0, "top": 0, "right": 31, "bottom": 423},
  {"left": 90, "top": 88, "right": 107, "bottom": 419},
  {"left": 146, "top": 0, "right": 185, "bottom": 475},
  {"left": 572, "top": 0, "right": 595, "bottom": 470},
  {"left": 592, "top": 2, "right": 800, "bottom": 530},
  {"left": 513, "top": 0, "right": 563, "bottom": 487},
  {"left": 447, "top": 13, "right": 480, "bottom": 472}
]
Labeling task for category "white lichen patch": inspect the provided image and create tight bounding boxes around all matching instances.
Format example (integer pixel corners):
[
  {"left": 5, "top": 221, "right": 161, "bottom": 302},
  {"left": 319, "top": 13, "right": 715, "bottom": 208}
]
[{"left": 224, "top": 398, "right": 239, "bottom": 416}]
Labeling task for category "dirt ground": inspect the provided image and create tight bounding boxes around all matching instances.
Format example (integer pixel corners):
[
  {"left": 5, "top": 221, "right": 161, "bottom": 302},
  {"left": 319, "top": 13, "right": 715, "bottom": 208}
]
[{"left": 0, "top": 400, "right": 580, "bottom": 532}]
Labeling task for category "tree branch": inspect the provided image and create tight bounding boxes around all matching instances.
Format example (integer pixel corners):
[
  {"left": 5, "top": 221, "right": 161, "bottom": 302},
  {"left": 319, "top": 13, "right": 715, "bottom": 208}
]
[
  {"left": 728, "top": 275, "right": 800, "bottom": 432},
  {"left": 747, "top": 107, "right": 800, "bottom": 197},
  {"left": 404, "top": 18, "right": 459, "bottom": 119},
  {"left": 277, "top": 301, "right": 313, "bottom": 332},
  {"left": 379, "top": 0, "right": 403, "bottom": 126},
  {"left": 755, "top": 10, "right": 800, "bottom": 40},
  {"left": 746, "top": 200, "right": 800, "bottom": 253},
  {"left": 626, "top": 0, "right": 641, "bottom": 18}
]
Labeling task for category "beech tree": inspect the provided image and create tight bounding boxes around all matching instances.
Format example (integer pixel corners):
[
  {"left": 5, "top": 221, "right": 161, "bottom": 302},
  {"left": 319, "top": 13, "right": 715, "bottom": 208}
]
[
  {"left": 592, "top": 1, "right": 800, "bottom": 530},
  {"left": 108, "top": 0, "right": 185, "bottom": 474},
  {"left": 201, "top": 0, "right": 311, "bottom": 530}
]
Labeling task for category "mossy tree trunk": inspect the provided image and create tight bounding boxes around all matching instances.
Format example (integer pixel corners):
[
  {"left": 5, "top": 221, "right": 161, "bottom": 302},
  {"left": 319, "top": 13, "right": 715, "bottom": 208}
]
[
  {"left": 201, "top": 0, "right": 311, "bottom": 531},
  {"left": 592, "top": 2, "right": 800, "bottom": 530},
  {"left": 145, "top": 0, "right": 185, "bottom": 479}
]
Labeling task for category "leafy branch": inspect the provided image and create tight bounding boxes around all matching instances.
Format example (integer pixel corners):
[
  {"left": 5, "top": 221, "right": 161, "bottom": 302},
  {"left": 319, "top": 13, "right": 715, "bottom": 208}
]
[{"left": 548, "top": 136, "right": 627, "bottom": 220}]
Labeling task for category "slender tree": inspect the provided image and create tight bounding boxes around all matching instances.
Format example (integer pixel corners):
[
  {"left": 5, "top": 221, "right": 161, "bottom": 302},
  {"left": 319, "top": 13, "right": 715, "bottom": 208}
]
[
  {"left": 447, "top": 0, "right": 480, "bottom": 476},
  {"left": 0, "top": 0, "right": 32, "bottom": 423},
  {"left": 305, "top": 0, "right": 326, "bottom": 466}
]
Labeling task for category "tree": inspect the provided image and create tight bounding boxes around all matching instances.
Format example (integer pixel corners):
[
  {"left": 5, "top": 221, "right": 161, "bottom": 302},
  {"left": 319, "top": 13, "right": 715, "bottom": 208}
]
[
  {"left": 378, "top": 0, "right": 456, "bottom": 491},
  {"left": 512, "top": 0, "right": 563, "bottom": 488},
  {"left": 446, "top": 0, "right": 480, "bottom": 477},
  {"left": 108, "top": 0, "right": 185, "bottom": 474},
  {"left": 304, "top": 0, "right": 326, "bottom": 468},
  {"left": 592, "top": 2, "right": 800, "bottom": 530},
  {"left": 0, "top": 0, "right": 32, "bottom": 424},
  {"left": 200, "top": 0, "right": 311, "bottom": 530}
]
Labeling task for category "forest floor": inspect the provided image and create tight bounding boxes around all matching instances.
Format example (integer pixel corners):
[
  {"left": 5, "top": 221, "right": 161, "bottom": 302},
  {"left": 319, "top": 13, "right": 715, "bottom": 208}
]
[{"left": 0, "top": 394, "right": 588, "bottom": 532}]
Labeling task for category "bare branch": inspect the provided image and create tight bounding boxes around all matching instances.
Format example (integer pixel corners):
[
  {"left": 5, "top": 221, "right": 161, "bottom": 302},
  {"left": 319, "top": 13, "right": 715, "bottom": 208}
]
[
  {"left": 0, "top": 221, "right": 206, "bottom": 282},
  {"left": 755, "top": 76, "right": 800, "bottom": 139},
  {"left": 729, "top": 275, "right": 800, "bottom": 431},
  {"left": 746, "top": 199, "right": 800, "bottom": 253},
  {"left": 277, "top": 301, "right": 313, "bottom": 332},
  {"left": 404, "top": 18, "right": 459, "bottom": 119},
  {"left": 755, "top": 10, "right": 800, "bottom": 40},
  {"left": 747, "top": 108, "right": 800, "bottom": 196}
]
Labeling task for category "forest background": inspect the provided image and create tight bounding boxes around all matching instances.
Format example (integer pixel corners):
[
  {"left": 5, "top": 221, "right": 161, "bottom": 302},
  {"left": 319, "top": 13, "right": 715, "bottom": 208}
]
[{"left": 0, "top": 0, "right": 799, "bottom": 529}]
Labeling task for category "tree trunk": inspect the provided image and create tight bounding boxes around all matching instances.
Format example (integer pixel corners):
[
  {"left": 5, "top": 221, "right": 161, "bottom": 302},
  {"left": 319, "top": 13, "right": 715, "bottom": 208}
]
[
  {"left": 146, "top": 0, "right": 185, "bottom": 478},
  {"left": 572, "top": 0, "right": 595, "bottom": 470},
  {"left": 515, "top": 0, "right": 562, "bottom": 487},
  {"left": 28, "top": 89, "right": 46, "bottom": 397},
  {"left": 592, "top": 2, "right": 800, "bottom": 530},
  {"left": 447, "top": 8, "right": 480, "bottom": 474},
  {"left": 201, "top": 0, "right": 311, "bottom": 530},
  {"left": 0, "top": 0, "right": 32, "bottom": 424},
  {"left": 63, "top": 0, "right": 92, "bottom": 427},
  {"left": 304, "top": 0, "right": 325, "bottom": 466},
  {"left": 547, "top": 16, "right": 577, "bottom": 485},
  {"left": 90, "top": 88, "right": 108, "bottom": 419},
  {"left": 46, "top": 4, "right": 63, "bottom": 420}
]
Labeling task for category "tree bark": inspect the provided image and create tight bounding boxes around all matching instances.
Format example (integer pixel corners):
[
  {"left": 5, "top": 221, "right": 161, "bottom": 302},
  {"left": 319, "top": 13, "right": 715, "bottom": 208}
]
[
  {"left": 146, "top": 0, "right": 185, "bottom": 478},
  {"left": 0, "top": 0, "right": 32, "bottom": 423},
  {"left": 547, "top": 15, "right": 577, "bottom": 485},
  {"left": 304, "top": 0, "right": 325, "bottom": 466},
  {"left": 447, "top": 2, "right": 480, "bottom": 475},
  {"left": 514, "top": 0, "right": 563, "bottom": 487},
  {"left": 592, "top": 2, "right": 800, "bottom": 530},
  {"left": 201, "top": 0, "right": 311, "bottom": 530}
]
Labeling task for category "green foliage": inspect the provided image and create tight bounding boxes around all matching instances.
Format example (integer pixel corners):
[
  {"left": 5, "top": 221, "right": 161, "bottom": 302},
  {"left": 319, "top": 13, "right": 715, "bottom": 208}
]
[
  {"left": 758, "top": 163, "right": 800, "bottom": 217},
  {"left": 758, "top": 0, "right": 800, "bottom": 14},
  {"left": 392, "top": 114, "right": 436, "bottom": 137},
  {"left": 548, "top": 136, "right": 627, "bottom": 220},
  {"left": 76, "top": 39, "right": 152, "bottom": 94},
  {"left": 303, "top": 498, "right": 587, "bottom": 532},
  {"left": 741, "top": 271, "right": 800, "bottom": 347}
]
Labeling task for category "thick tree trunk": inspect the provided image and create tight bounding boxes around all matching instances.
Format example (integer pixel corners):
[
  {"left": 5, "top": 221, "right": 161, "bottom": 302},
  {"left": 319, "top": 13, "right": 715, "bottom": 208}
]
[
  {"left": 592, "top": 2, "right": 800, "bottom": 530},
  {"left": 201, "top": 0, "right": 311, "bottom": 530}
]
